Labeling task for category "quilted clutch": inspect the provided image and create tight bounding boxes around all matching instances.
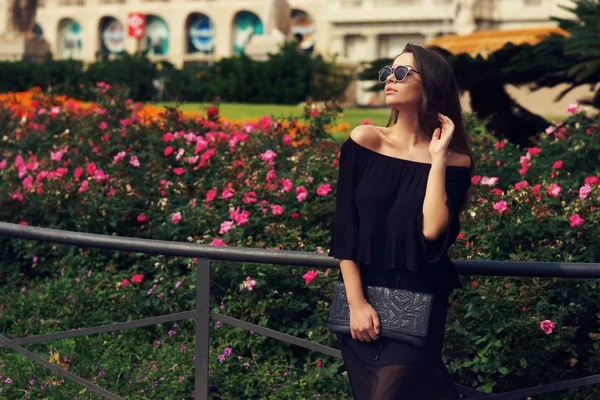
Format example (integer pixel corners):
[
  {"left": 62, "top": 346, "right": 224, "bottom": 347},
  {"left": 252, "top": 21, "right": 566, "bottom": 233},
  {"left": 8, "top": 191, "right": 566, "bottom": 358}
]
[{"left": 328, "top": 281, "right": 434, "bottom": 347}]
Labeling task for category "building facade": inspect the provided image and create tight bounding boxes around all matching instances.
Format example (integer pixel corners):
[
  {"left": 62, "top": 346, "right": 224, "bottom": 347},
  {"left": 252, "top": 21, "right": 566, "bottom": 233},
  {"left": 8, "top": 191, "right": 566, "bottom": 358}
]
[{"left": 0, "top": 0, "right": 575, "bottom": 67}]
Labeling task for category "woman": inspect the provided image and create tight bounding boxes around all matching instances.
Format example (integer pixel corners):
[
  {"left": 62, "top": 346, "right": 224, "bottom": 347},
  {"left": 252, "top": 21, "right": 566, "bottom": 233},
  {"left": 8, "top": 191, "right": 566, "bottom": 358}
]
[{"left": 327, "top": 43, "right": 474, "bottom": 399}]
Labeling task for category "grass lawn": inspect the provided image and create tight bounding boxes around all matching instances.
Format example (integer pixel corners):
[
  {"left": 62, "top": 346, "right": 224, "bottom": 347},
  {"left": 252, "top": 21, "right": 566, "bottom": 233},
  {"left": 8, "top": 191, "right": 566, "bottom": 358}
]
[{"left": 155, "top": 102, "right": 392, "bottom": 135}]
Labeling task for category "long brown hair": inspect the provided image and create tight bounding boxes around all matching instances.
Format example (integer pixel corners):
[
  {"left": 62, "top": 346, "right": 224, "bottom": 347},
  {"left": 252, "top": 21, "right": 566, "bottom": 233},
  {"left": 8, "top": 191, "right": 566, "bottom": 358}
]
[{"left": 386, "top": 43, "right": 475, "bottom": 178}]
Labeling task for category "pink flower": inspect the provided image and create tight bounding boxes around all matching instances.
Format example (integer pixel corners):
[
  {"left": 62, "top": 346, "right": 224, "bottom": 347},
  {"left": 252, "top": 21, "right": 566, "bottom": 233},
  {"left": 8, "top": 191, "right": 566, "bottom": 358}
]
[
  {"left": 494, "top": 141, "right": 506, "bottom": 149},
  {"left": 260, "top": 149, "right": 277, "bottom": 161},
  {"left": 86, "top": 162, "right": 96, "bottom": 175},
  {"left": 481, "top": 176, "right": 499, "bottom": 186},
  {"left": 569, "top": 214, "right": 584, "bottom": 227},
  {"left": 221, "top": 188, "right": 235, "bottom": 199},
  {"left": 493, "top": 200, "right": 509, "bottom": 214},
  {"left": 99, "top": 121, "right": 108, "bottom": 130},
  {"left": 121, "top": 279, "right": 130, "bottom": 287},
  {"left": 471, "top": 175, "right": 481, "bottom": 185},
  {"left": 74, "top": 167, "right": 84, "bottom": 180},
  {"left": 206, "top": 189, "right": 217, "bottom": 202},
  {"left": 219, "top": 220, "right": 235, "bottom": 235},
  {"left": 282, "top": 134, "right": 293, "bottom": 146},
  {"left": 131, "top": 274, "right": 144, "bottom": 283},
  {"left": 129, "top": 156, "right": 140, "bottom": 167},
  {"left": 50, "top": 106, "right": 60, "bottom": 116},
  {"left": 566, "top": 103, "right": 578, "bottom": 113},
  {"left": 171, "top": 212, "right": 182, "bottom": 224},
  {"left": 514, "top": 180, "right": 528, "bottom": 191},
  {"left": 164, "top": 146, "right": 174, "bottom": 156},
  {"left": 271, "top": 205, "right": 284, "bottom": 215},
  {"left": 361, "top": 119, "right": 371, "bottom": 125},
  {"left": 241, "top": 276, "right": 257, "bottom": 291},
  {"left": 0, "top": 159, "right": 6, "bottom": 170},
  {"left": 545, "top": 125, "right": 555, "bottom": 135},
  {"left": 50, "top": 147, "right": 68, "bottom": 161},
  {"left": 552, "top": 160, "right": 563, "bottom": 169},
  {"left": 162, "top": 132, "right": 175, "bottom": 142},
  {"left": 112, "top": 151, "right": 126, "bottom": 165},
  {"left": 296, "top": 186, "right": 308, "bottom": 202},
  {"left": 210, "top": 238, "right": 226, "bottom": 246},
  {"left": 579, "top": 183, "right": 591, "bottom": 199},
  {"left": 540, "top": 319, "right": 555, "bottom": 334},
  {"left": 310, "top": 109, "right": 319, "bottom": 117},
  {"left": 10, "top": 191, "right": 24, "bottom": 202},
  {"left": 78, "top": 180, "right": 88, "bottom": 193},
  {"left": 173, "top": 167, "right": 185, "bottom": 175},
  {"left": 302, "top": 270, "right": 319, "bottom": 285},
  {"left": 316, "top": 184, "right": 331, "bottom": 196},
  {"left": 280, "top": 178, "right": 293, "bottom": 192},
  {"left": 546, "top": 183, "right": 562, "bottom": 197},
  {"left": 137, "top": 213, "right": 147, "bottom": 223},
  {"left": 527, "top": 147, "right": 541, "bottom": 156},
  {"left": 585, "top": 176, "right": 599, "bottom": 186}
]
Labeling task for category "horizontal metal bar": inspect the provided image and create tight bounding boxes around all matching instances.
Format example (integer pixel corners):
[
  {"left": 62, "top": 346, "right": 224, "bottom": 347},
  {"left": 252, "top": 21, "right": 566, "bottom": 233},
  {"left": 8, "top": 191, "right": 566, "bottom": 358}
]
[
  {"left": 211, "top": 312, "right": 343, "bottom": 359},
  {"left": 0, "top": 334, "right": 125, "bottom": 400},
  {"left": 479, "top": 373, "right": 600, "bottom": 399},
  {"left": 1, "top": 222, "right": 600, "bottom": 278},
  {"left": 3, "top": 311, "right": 195, "bottom": 347}
]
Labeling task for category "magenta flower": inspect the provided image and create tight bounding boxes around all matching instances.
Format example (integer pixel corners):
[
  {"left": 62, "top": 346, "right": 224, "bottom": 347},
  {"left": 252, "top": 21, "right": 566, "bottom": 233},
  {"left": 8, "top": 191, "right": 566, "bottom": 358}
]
[
  {"left": 271, "top": 204, "right": 284, "bottom": 215},
  {"left": 221, "top": 188, "right": 235, "bottom": 199},
  {"left": 540, "top": 319, "right": 555, "bottom": 334},
  {"left": 302, "top": 270, "right": 319, "bottom": 285},
  {"left": 514, "top": 180, "right": 528, "bottom": 191},
  {"left": 316, "top": 183, "right": 332, "bottom": 196},
  {"left": 78, "top": 180, "right": 89, "bottom": 193},
  {"left": 552, "top": 160, "right": 563, "bottom": 169},
  {"left": 210, "top": 238, "right": 226, "bottom": 246},
  {"left": 566, "top": 103, "right": 578, "bottom": 113},
  {"left": 296, "top": 186, "right": 308, "bottom": 202},
  {"left": 527, "top": 147, "right": 541, "bottom": 156},
  {"left": 569, "top": 214, "right": 584, "bottom": 227}
]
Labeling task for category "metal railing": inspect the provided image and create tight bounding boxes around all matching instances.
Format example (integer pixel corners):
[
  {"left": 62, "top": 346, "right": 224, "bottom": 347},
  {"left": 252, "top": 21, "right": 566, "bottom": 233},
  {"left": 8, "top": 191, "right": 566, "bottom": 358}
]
[{"left": 0, "top": 221, "right": 599, "bottom": 400}]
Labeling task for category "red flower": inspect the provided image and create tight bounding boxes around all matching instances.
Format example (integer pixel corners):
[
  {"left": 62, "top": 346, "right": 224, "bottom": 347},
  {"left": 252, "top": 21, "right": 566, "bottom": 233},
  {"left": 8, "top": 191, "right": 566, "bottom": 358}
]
[
  {"left": 121, "top": 279, "right": 130, "bottom": 287},
  {"left": 131, "top": 274, "right": 144, "bottom": 283},
  {"left": 207, "top": 107, "right": 219, "bottom": 119},
  {"left": 472, "top": 281, "right": 479, "bottom": 287},
  {"left": 316, "top": 360, "right": 323, "bottom": 368},
  {"left": 137, "top": 213, "right": 147, "bottom": 223}
]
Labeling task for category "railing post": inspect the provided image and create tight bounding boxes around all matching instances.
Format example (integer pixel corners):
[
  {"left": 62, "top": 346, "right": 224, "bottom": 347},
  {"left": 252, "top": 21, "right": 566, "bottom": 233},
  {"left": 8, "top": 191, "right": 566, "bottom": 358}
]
[{"left": 195, "top": 258, "right": 211, "bottom": 400}]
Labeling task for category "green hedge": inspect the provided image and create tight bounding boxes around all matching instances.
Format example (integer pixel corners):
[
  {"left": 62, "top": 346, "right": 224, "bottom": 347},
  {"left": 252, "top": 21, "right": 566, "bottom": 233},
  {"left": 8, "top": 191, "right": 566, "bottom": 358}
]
[
  {"left": 0, "top": 85, "right": 599, "bottom": 399},
  {"left": 0, "top": 43, "right": 353, "bottom": 104}
]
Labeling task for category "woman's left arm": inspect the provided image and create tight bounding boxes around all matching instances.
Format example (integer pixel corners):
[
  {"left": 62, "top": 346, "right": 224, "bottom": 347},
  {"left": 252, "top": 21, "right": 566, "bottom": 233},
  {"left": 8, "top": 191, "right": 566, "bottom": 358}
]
[{"left": 421, "top": 157, "right": 450, "bottom": 241}]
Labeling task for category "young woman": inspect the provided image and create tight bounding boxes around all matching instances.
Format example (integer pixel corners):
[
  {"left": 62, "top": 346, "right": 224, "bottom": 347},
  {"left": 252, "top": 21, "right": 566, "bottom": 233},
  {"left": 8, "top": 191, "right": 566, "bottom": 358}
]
[{"left": 327, "top": 43, "right": 474, "bottom": 399}]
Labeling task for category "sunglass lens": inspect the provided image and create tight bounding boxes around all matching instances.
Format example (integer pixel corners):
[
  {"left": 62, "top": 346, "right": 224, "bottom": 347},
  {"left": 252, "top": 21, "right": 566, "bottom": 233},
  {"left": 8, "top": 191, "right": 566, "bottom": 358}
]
[
  {"left": 378, "top": 68, "right": 391, "bottom": 82},
  {"left": 393, "top": 66, "right": 409, "bottom": 81}
]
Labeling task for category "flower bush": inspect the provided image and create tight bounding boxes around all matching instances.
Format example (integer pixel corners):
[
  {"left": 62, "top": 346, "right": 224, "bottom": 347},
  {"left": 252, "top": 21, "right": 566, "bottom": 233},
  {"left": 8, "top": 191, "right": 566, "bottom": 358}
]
[{"left": 0, "top": 86, "right": 599, "bottom": 399}]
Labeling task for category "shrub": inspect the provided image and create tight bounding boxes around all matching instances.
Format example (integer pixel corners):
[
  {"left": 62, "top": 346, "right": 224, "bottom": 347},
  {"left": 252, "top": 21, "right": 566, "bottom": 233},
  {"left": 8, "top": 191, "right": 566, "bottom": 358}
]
[{"left": 0, "top": 87, "right": 598, "bottom": 398}]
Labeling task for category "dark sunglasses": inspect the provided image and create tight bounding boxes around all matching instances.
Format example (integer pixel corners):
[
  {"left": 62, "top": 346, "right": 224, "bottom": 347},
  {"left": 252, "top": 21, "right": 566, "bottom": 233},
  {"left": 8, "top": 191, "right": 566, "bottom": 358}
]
[{"left": 378, "top": 65, "right": 420, "bottom": 83}]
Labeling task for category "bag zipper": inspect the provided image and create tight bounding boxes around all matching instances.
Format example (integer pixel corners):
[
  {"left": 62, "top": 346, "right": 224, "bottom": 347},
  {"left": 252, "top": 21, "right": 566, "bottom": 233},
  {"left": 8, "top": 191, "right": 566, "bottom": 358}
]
[{"left": 374, "top": 341, "right": 384, "bottom": 362}]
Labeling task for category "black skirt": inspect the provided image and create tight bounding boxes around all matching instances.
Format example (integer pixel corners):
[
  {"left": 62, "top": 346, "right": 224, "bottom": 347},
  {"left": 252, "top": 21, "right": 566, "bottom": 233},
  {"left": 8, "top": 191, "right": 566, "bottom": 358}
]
[{"left": 333, "top": 268, "right": 460, "bottom": 399}]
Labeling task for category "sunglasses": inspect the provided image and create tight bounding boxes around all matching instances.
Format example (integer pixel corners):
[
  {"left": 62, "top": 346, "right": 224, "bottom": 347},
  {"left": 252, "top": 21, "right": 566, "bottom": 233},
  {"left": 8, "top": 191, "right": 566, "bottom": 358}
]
[{"left": 378, "top": 65, "right": 420, "bottom": 83}]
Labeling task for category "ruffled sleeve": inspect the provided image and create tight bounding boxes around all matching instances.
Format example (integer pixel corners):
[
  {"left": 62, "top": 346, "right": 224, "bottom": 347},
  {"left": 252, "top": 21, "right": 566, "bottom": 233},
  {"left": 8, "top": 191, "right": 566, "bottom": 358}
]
[
  {"left": 417, "top": 168, "right": 471, "bottom": 263},
  {"left": 327, "top": 139, "right": 360, "bottom": 261}
]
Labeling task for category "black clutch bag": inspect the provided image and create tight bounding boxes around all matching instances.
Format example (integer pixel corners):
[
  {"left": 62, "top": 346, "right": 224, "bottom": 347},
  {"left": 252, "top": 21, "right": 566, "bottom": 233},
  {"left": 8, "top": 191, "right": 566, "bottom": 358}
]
[{"left": 328, "top": 281, "right": 434, "bottom": 347}]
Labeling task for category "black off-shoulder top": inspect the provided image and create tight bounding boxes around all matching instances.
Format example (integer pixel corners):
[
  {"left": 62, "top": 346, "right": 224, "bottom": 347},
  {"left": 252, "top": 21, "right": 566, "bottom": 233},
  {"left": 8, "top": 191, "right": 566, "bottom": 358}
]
[{"left": 327, "top": 136, "right": 472, "bottom": 290}]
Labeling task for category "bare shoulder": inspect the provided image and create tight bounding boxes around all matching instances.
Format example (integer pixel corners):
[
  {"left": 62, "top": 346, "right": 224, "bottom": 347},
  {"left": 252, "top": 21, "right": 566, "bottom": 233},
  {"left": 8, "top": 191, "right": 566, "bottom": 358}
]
[
  {"left": 449, "top": 151, "right": 472, "bottom": 168},
  {"left": 349, "top": 124, "right": 382, "bottom": 150}
]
